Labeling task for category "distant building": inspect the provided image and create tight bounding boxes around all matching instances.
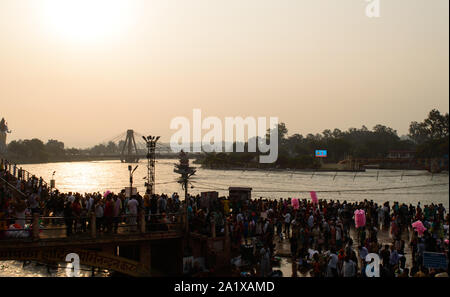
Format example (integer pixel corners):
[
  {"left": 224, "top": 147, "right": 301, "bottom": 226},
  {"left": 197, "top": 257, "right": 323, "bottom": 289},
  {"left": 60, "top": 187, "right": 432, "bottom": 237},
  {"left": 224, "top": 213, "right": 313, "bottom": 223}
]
[{"left": 387, "top": 150, "right": 416, "bottom": 159}]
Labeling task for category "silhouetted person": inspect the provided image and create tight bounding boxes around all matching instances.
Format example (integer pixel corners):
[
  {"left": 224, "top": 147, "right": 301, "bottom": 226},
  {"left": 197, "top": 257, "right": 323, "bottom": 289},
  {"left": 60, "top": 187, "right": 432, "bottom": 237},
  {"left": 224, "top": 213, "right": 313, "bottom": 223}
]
[{"left": 64, "top": 201, "right": 73, "bottom": 236}]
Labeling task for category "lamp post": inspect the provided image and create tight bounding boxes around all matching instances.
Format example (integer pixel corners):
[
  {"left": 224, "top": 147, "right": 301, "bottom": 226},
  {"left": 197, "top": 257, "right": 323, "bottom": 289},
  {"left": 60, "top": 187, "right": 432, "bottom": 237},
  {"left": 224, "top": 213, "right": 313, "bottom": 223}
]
[
  {"left": 128, "top": 165, "right": 138, "bottom": 197},
  {"left": 50, "top": 171, "right": 56, "bottom": 190},
  {"left": 142, "top": 135, "right": 160, "bottom": 195}
]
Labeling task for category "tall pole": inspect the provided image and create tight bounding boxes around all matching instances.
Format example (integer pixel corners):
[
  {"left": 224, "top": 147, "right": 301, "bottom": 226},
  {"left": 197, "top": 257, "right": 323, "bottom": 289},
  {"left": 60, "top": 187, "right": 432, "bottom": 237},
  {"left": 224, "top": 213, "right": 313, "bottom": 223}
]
[
  {"left": 129, "top": 165, "right": 132, "bottom": 196},
  {"left": 185, "top": 179, "right": 189, "bottom": 233},
  {"left": 146, "top": 141, "right": 151, "bottom": 194},
  {"left": 150, "top": 140, "right": 156, "bottom": 195},
  {"left": 128, "top": 165, "right": 138, "bottom": 197},
  {"left": 143, "top": 135, "right": 159, "bottom": 195}
]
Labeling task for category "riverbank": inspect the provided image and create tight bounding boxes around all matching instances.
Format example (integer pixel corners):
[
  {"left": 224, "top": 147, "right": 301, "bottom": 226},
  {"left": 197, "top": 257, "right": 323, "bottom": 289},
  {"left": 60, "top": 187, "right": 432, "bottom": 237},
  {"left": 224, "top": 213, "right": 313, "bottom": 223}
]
[
  {"left": 15, "top": 160, "right": 449, "bottom": 209},
  {"left": 1, "top": 154, "right": 182, "bottom": 165},
  {"left": 198, "top": 166, "right": 366, "bottom": 172}
]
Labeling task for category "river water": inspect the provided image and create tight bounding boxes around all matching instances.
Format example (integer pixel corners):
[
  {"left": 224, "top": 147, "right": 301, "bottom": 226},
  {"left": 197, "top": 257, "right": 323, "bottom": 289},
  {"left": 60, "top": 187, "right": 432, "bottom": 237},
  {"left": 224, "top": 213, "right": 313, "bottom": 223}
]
[
  {"left": 1, "top": 160, "right": 448, "bottom": 277},
  {"left": 17, "top": 159, "right": 449, "bottom": 208}
]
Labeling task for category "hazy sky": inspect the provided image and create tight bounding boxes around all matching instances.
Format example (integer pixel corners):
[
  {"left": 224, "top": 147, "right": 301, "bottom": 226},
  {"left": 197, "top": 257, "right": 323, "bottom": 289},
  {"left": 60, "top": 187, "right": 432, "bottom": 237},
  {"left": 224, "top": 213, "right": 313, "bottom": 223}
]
[{"left": 0, "top": 0, "right": 448, "bottom": 148}]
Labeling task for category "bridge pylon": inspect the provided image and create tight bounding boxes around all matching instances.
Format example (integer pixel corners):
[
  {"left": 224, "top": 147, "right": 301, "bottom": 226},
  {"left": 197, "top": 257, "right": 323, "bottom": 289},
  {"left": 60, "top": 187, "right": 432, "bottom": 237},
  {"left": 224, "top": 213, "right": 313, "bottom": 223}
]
[{"left": 120, "top": 129, "right": 140, "bottom": 163}]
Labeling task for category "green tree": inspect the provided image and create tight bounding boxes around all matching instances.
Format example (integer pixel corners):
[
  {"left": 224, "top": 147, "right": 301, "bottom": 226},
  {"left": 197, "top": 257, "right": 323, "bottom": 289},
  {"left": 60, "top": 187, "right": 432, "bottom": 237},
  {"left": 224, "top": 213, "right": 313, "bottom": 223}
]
[
  {"left": 106, "top": 141, "right": 118, "bottom": 154},
  {"left": 409, "top": 109, "right": 449, "bottom": 144},
  {"left": 409, "top": 109, "right": 449, "bottom": 158},
  {"left": 7, "top": 138, "right": 48, "bottom": 161},
  {"left": 45, "top": 139, "right": 65, "bottom": 156}
]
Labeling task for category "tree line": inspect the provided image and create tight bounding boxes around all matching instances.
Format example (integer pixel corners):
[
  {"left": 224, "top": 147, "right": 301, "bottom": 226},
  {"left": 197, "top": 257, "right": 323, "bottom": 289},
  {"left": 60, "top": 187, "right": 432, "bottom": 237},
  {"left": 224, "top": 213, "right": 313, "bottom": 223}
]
[
  {"left": 198, "top": 109, "right": 449, "bottom": 169},
  {"left": 4, "top": 139, "right": 128, "bottom": 163},
  {"left": 2, "top": 109, "right": 448, "bottom": 166}
]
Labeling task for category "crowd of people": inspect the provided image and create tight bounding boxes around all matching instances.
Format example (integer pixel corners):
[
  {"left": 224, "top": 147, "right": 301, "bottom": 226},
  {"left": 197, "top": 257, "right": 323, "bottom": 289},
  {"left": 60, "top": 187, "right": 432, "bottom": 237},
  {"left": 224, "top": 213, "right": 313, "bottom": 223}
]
[
  {"left": 1, "top": 159, "right": 449, "bottom": 277},
  {"left": 186, "top": 194, "right": 449, "bottom": 277},
  {"left": 0, "top": 160, "right": 183, "bottom": 237}
]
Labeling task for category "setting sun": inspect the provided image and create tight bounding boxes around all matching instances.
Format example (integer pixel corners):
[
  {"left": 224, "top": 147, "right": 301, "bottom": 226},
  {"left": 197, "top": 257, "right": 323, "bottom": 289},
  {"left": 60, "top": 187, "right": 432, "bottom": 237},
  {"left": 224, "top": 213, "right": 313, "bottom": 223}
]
[{"left": 42, "top": 0, "right": 135, "bottom": 43}]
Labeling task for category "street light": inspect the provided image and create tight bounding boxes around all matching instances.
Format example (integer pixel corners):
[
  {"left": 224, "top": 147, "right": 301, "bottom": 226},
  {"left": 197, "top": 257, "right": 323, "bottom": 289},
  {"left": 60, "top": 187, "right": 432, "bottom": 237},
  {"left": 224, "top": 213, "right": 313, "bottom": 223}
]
[
  {"left": 142, "top": 135, "right": 160, "bottom": 195},
  {"left": 50, "top": 171, "right": 56, "bottom": 190},
  {"left": 128, "top": 165, "right": 138, "bottom": 197}
]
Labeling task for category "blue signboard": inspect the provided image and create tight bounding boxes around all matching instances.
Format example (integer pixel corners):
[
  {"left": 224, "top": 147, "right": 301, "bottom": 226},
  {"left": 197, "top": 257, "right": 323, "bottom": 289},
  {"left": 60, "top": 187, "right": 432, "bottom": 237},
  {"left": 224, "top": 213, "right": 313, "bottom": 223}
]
[
  {"left": 423, "top": 252, "right": 448, "bottom": 269},
  {"left": 315, "top": 150, "right": 327, "bottom": 158}
]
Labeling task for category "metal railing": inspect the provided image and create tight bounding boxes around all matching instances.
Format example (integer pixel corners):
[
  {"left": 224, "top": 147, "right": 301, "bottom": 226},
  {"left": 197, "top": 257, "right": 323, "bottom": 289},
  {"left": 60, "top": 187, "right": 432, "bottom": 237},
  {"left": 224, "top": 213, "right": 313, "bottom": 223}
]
[
  {"left": 0, "top": 212, "right": 185, "bottom": 242},
  {"left": 0, "top": 175, "right": 27, "bottom": 198},
  {"left": 1, "top": 158, "right": 50, "bottom": 188}
]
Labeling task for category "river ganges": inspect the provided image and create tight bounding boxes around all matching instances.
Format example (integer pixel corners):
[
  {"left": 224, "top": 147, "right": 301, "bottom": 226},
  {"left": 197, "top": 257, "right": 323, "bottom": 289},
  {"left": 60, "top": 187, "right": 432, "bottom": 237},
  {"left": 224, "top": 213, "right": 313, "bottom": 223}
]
[{"left": 16, "top": 160, "right": 449, "bottom": 209}]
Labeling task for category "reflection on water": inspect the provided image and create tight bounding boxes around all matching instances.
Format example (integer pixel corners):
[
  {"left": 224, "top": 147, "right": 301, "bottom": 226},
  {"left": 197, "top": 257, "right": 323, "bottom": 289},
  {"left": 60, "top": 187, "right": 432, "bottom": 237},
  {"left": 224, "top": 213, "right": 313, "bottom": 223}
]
[
  {"left": 0, "top": 261, "right": 109, "bottom": 277},
  {"left": 19, "top": 160, "right": 449, "bottom": 209}
]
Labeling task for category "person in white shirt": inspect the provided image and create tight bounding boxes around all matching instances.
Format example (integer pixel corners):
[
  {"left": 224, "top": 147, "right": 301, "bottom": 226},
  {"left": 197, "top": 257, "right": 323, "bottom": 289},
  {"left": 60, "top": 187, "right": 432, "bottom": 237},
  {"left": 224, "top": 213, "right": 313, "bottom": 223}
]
[
  {"left": 358, "top": 245, "right": 369, "bottom": 268},
  {"left": 95, "top": 201, "right": 104, "bottom": 232},
  {"left": 284, "top": 212, "right": 291, "bottom": 238},
  {"left": 173, "top": 193, "right": 180, "bottom": 208},
  {"left": 308, "top": 248, "right": 318, "bottom": 260},
  {"left": 127, "top": 196, "right": 138, "bottom": 231},
  {"left": 308, "top": 214, "right": 314, "bottom": 229},
  {"left": 327, "top": 248, "right": 339, "bottom": 277},
  {"left": 336, "top": 226, "right": 342, "bottom": 248},
  {"left": 68, "top": 192, "right": 75, "bottom": 203},
  {"left": 86, "top": 196, "right": 94, "bottom": 213},
  {"left": 377, "top": 206, "right": 384, "bottom": 229},
  {"left": 342, "top": 255, "right": 356, "bottom": 277},
  {"left": 263, "top": 220, "right": 269, "bottom": 234},
  {"left": 28, "top": 192, "right": 40, "bottom": 213},
  {"left": 255, "top": 219, "right": 263, "bottom": 236},
  {"left": 236, "top": 213, "right": 244, "bottom": 223},
  {"left": 113, "top": 196, "right": 122, "bottom": 233}
]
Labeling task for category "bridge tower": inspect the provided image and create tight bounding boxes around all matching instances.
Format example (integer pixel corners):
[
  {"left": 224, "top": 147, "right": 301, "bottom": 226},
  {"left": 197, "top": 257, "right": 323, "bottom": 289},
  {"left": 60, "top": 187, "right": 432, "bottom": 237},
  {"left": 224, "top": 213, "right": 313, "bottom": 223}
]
[
  {"left": 0, "top": 118, "right": 11, "bottom": 154},
  {"left": 120, "top": 129, "right": 140, "bottom": 163},
  {"left": 142, "top": 135, "right": 160, "bottom": 195}
]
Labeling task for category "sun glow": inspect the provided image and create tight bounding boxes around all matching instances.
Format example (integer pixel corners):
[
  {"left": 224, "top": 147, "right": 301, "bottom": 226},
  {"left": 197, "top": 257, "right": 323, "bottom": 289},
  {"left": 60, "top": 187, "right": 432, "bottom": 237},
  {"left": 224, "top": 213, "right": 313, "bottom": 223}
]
[{"left": 42, "top": 0, "right": 135, "bottom": 43}]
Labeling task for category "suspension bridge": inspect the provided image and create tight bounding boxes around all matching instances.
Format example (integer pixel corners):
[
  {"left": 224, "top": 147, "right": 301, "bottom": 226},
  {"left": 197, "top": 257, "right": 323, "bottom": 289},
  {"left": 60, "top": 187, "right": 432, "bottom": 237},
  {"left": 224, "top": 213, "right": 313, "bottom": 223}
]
[{"left": 86, "top": 129, "right": 176, "bottom": 163}]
